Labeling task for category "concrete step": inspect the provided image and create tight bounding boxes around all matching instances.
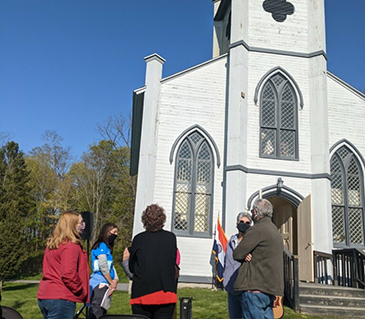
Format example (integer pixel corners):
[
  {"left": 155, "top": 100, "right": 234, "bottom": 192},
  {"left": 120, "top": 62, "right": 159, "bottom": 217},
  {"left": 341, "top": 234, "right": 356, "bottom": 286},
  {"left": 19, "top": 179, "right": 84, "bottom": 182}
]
[
  {"left": 298, "top": 283, "right": 365, "bottom": 317},
  {"left": 300, "top": 304, "right": 365, "bottom": 318},
  {"left": 300, "top": 294, "right": 365, "bottom": 308},
  {"left": 299, "top": 282, "right": 365, "bottom": 298}
]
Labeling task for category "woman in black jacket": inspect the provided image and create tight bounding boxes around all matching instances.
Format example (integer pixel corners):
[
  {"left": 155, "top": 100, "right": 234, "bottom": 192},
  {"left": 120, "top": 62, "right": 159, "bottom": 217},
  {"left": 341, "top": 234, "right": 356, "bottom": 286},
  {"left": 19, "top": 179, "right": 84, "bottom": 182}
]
[{"left": 129, "top": 204, "right": 178, "bottom": 319}]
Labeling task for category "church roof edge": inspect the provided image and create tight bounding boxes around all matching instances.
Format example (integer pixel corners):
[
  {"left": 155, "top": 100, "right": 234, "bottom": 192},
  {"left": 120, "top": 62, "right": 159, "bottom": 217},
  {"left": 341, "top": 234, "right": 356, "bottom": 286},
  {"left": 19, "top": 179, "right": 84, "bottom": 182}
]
[
  {"left": 327, "top": 71, "right": 365, "bottom": 101},
  {"left": 214, "top": 0, "right": 230, "bottom": 21}
]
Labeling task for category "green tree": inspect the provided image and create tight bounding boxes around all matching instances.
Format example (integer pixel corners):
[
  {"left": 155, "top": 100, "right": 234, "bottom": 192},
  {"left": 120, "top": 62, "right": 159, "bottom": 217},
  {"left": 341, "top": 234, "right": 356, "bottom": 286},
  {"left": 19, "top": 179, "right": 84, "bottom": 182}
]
[
  {"left": 0, "top": 142, "right": 32, "bottom": 279},
  {"left": 68, "top": 113, "right": 136, "bottom": 262},
  {"left": 97, "top": 113, "right": 136, "bottom": 238},
  {"left": 68, "top": 140, "right": 116, "bottom": 240},
  {"left": 95, "top": 113, "right": 136, "bottom": 264},
  {"left": 26, "top": 131, "right": 72, "bottom": 255}
]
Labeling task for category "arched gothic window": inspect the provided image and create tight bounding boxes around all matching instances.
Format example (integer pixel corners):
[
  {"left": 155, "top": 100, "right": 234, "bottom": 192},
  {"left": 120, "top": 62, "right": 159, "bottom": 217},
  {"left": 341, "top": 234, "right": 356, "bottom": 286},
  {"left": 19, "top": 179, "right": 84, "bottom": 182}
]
[
  {"left": 260, "top": 73, "right": 298, "bottom": 159},
  {"left": 331, "top": 146, "right": 365, "bottom": 247},
  {"left": 172, "top": 131, "right": 214, "bottom": 237}
]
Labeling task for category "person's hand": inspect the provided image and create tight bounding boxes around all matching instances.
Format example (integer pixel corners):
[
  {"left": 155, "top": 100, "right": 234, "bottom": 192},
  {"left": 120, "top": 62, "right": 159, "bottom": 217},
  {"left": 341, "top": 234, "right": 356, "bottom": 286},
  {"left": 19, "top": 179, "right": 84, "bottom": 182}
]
[
  {"left": 245, "top": 253, "right": 252, "bottom": 262},
  {"left": 107, "top": 285, "right": 116, "bottom": 297},
  {"left": 108, "top": 280, "right": 117, "bottom": 296},
  {"left": 110, "top": 280, "right": 117, "bottom": 289},
  {"left": 123, "top": 247, "right": 130, "bottom": 261}
]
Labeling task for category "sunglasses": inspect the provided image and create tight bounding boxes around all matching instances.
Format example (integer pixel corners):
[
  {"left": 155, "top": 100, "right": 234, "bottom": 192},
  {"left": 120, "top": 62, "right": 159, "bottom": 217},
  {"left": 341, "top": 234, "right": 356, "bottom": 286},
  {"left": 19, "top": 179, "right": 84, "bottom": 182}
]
[{"left": 239, "top": 220, "right": 251, "bottom": 224}]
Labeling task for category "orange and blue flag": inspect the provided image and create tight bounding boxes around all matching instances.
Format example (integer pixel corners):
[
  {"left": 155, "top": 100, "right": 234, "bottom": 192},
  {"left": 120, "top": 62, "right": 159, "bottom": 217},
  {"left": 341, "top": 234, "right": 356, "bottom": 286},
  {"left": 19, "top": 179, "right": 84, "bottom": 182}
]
[{"left": 212, "top": 217, "right": 228, "bottom": 282}]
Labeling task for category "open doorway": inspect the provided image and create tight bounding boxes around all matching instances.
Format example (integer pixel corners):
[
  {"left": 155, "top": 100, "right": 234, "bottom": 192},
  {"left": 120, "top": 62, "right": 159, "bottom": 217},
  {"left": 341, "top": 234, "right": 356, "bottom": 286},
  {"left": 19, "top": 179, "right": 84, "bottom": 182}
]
[
  {"left": 268, "top": 196, "right": 298, "bottom": 255},
  {"left": 266, "top": 194, "right": 313, "bottom": 282}
]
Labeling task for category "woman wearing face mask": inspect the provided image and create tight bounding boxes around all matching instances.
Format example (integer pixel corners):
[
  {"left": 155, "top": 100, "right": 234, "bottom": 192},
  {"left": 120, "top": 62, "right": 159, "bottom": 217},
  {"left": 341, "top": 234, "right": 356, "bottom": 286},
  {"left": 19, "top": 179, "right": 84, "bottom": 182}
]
[
  {"left": 88, "top": 223, "right": 119, "bottom": 319},
  {"left": 223, "top": 212, "right": 252, "bottom": 319},
  {"left": 37, "top": 210, "right": 89, "bottom": 319}
]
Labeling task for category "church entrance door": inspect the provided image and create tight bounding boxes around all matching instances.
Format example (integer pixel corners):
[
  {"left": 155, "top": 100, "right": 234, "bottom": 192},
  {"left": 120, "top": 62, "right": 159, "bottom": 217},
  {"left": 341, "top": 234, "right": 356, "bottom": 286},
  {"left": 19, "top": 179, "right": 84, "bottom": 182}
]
[
  {"left": 297, "top": 194, "right": 313, "bottom": 282},
  {"left": 269, "top": 196, "right": 297, "bottom": 255},
  {"left": 268, "top": 194, "right": 313, "bottom": 282}
]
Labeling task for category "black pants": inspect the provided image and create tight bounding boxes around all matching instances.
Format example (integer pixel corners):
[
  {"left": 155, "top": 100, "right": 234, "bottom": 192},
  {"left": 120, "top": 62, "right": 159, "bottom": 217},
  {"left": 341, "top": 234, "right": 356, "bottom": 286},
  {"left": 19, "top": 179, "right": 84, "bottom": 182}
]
[
  {"left": 132, "top": 303, "right": 176, "bottom": 319},
  {"left": 88, "top": 285, "right": 108, "bottom": 319}
]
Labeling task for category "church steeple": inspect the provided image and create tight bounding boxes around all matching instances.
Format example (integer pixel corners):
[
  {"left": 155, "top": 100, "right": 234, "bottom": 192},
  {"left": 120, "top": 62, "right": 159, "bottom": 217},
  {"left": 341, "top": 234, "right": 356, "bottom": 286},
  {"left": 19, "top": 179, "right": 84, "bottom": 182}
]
[
  {"left": 221, "top": 1, "right": 331, "bottom": 256},
  {"left": 212, "top": 0, "right": 326, "bottom": 59},
  {"left": 212, "top": 0, "right": 231, "bottom": 57}
]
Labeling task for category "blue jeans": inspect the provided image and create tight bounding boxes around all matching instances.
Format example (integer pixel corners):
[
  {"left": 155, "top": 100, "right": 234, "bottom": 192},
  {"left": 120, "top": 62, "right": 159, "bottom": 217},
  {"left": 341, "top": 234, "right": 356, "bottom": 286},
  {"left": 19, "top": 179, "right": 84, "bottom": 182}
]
[
  {"left": 227, "top": 292, "right": 244, "bottom": 319},
  {"left": 240, "top": 291, "right": 275, "bottom": 319},
  {"left": 38, "top": 299, "right": 76, "bottom": 319}
]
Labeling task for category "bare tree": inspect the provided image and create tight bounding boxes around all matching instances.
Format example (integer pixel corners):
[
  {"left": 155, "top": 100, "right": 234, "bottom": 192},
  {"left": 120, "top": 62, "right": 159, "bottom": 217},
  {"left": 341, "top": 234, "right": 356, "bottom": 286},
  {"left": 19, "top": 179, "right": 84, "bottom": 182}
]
[{"left": 97, "top": 112, "right": 137, "bottom": 199}]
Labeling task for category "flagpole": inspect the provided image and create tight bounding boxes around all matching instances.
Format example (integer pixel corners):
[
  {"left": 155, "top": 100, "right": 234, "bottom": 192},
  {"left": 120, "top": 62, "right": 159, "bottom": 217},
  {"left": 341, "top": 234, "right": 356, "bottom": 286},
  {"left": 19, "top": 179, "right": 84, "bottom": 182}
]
[{"left": 211, "top": 220, "right": 217, "bottom": 289}]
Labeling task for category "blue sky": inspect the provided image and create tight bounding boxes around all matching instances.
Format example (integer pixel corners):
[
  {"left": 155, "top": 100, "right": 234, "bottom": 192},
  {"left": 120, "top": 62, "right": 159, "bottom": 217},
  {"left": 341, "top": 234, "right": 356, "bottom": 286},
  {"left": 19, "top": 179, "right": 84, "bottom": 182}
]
[{"left": 0, "top": 0, "right": 364, "bottom": 160}]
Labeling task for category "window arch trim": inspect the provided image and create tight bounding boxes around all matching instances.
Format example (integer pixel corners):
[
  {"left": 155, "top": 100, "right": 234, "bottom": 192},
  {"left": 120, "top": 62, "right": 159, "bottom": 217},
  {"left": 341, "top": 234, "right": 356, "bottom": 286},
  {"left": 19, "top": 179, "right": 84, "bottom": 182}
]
[
  {"left": 171, "top": 131, "right": 215, "bottom": 237},
  {"left": 169, "top": 124, "right": 221, "bottom": 168},
  {"left": 330, "top": 145, "right": 365, "bottom": 248},
  {"left": 330, "top": 139, "right": 365, "bottom": 172},
  {"left": 259, "top": 73, "right": 299, "bottom": 160},
  {"left": 247, "top": 183, "right": 304, "bottom": 209},
  {"left": 254, "top": 66, "right": 304, "bottom": 109}
]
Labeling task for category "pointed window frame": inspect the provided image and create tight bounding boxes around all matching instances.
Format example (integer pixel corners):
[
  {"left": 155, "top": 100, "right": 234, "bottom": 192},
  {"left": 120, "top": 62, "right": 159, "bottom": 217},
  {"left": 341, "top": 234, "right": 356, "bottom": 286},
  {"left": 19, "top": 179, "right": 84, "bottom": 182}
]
[
  {"left": 330, "top": 146, "right": 365, "bottom": 248},
  {"left": 171, "top": 130, "right": 216, "bottom": 238},
  {"left": 259, "top": 72, "right": 299, "bottom": 160}
]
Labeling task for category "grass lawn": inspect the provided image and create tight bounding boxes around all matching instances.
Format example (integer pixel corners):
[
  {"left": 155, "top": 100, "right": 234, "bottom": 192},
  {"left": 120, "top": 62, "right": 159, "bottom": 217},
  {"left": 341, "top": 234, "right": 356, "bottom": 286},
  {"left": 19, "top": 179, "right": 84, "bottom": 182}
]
[{"left": 1, "top": 282, "right": 326, "bottom": 319}]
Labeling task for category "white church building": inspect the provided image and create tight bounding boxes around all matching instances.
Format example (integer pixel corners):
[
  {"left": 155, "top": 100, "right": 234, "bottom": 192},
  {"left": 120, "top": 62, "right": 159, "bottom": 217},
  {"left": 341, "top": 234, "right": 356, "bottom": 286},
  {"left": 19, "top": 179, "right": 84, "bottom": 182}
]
[{"left": 130, "top": 0, "right": 365, "bottom": 283}]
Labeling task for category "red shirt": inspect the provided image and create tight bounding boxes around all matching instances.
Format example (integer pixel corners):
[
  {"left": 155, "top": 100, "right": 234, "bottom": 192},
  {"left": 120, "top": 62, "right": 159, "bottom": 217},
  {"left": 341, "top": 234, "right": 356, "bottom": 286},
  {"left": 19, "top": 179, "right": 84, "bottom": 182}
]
[
  {"left": 130, "top": 291, "right": 177, "bottom": 305},
  {"left": 37, "top": 241, "right": 90, "bottom": 303}
]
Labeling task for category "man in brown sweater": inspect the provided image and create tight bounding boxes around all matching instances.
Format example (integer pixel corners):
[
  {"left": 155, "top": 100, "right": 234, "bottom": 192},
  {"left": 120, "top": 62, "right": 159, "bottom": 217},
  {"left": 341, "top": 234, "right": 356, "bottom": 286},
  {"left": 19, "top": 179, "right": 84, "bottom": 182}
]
[{"left": 233, "top": 199, "right": 284, "bottom": 319}]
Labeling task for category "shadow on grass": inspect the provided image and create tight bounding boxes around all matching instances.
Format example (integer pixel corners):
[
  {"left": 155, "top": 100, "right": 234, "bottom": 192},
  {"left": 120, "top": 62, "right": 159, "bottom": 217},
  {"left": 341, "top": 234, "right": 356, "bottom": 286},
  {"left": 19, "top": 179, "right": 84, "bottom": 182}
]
[
  {"left": 3, "top": 283, "right": 38, "bottom": 291},
  {"left": 10, "top": 300, "right": 28, "bottom": 310}
]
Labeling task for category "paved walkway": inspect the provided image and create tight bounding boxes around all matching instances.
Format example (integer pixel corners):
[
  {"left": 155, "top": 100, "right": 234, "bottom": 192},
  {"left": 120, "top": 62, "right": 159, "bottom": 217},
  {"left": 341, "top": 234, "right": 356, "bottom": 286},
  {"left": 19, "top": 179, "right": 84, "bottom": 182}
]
[
  {"left": 9, "top": 280, "right": 130, "bottom": 292},
  {"left": 10, "top": 280, "right": 212, "bottom": 292}
]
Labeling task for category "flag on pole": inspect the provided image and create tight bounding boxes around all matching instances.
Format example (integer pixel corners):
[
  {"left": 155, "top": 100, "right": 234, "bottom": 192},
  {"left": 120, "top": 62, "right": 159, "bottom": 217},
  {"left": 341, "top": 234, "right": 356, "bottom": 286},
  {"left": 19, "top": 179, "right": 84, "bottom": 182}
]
[{"left": 212, "top": 217, "right": 228, "bottom": 282}]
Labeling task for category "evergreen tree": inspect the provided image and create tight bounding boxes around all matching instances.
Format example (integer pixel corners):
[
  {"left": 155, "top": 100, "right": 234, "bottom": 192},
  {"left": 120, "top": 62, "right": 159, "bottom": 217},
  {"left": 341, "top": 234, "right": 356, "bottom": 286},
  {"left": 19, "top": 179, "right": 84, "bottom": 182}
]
[{"left": 0, "top": 142, "right": 32, "bottom": 279}]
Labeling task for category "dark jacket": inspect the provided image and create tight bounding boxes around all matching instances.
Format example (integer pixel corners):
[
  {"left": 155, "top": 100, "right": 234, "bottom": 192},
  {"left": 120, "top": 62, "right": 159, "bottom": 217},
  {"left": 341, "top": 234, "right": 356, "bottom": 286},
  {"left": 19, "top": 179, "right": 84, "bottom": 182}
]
[
  {"left": 233, "top": 217, "right": 284, "bottom": 296},
  {"left": 129, "top": 230, "right": 177, "bottom": 299}
]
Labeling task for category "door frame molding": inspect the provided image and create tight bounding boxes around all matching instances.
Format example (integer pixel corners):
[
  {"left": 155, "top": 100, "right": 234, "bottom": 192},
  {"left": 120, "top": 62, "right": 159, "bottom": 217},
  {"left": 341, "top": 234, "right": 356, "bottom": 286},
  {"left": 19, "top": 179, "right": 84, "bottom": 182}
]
[{"left": 247, "top": 183, "right": 304, "bottom": 209}]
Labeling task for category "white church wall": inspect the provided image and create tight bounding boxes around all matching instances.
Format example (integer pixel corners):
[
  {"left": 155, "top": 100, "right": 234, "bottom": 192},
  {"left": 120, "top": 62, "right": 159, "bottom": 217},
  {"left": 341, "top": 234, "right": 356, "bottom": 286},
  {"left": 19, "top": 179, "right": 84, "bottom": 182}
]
[
  {"left": 248, "top": 0, "right": 309, "bottom": 53},
  {"left": 245, "top": 53, "right": 312, "bottom": 173},
  {"left": 327, "top": 74, "right": 365, "bottom": 158},
  {"left": 224, "top": 173, "right": 313, "bottom": 239},
  {"left": 246, "top": 174, "right": 312, "bottom": 205},
  {"left": 151, "top": 56, "right": 228, "bottom": 280},
  {"left": 176, "top": 237, "right": 216, "bottom": 282},
  {"left": 231, "top": 50, "right": 332, "bottom": 254}
]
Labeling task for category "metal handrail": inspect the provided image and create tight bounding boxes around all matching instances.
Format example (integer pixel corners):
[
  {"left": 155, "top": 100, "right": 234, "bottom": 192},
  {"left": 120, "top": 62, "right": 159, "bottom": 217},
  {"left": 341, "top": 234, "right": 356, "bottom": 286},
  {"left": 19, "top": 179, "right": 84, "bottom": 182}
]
[
  {"left": 333, "top": 248, "right": 365, "bottom": 289},
  {"left": 283, "top": 247, "right": 299, "bottom": 312},
  {"left": 313, "top": 250, "right": 332, "bottom": 284}
]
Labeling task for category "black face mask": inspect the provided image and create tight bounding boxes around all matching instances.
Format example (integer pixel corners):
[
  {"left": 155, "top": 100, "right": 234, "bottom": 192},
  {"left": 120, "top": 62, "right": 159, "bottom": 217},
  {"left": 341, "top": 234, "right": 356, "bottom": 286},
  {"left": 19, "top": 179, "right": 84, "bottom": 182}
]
[
  {"left": 237, "top": 222, "right": 250, "bottom": 234},
  {"left": 108, "top": 233, "right": 118, "bottom": 246}
]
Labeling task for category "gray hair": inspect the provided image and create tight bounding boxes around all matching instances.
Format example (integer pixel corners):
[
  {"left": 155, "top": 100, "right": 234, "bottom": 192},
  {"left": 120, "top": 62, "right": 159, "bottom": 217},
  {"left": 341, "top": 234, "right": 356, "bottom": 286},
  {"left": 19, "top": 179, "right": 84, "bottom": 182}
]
[
  {"left": 252, "top": 199, "right": 273, "bottom": 219},
  {"left": 236, "top": 211, "right": 252, "bottom": 223}
]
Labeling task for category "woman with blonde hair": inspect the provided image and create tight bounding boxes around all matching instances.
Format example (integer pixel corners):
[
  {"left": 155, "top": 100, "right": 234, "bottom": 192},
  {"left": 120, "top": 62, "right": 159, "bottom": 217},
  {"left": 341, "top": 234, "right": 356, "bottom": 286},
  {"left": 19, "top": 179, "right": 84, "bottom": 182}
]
[{"left": 37, "top": 210, "right": 89, "bottom": 319}]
